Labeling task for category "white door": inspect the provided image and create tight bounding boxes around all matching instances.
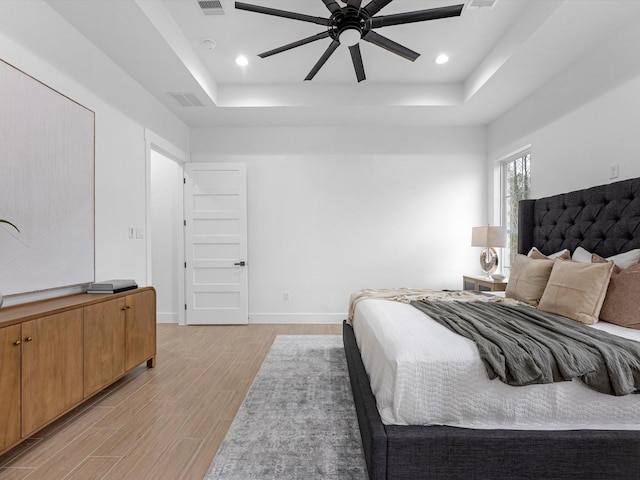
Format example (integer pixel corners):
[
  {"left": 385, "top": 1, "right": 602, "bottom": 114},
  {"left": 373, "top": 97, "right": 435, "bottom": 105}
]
[{"left": 184, "top": 163, "right": 248, "bottom": 324}]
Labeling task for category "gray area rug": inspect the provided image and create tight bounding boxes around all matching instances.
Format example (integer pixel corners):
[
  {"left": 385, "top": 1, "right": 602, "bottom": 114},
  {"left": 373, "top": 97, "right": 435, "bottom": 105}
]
[{"left": 205, "top": 335, "right": 368, "bottom": 479}]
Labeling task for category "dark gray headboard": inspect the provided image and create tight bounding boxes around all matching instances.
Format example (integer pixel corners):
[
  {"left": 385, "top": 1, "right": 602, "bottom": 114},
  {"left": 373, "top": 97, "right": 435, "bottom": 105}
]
[{"left": 518, "top": 177, "right": 640, "bottom": 257}]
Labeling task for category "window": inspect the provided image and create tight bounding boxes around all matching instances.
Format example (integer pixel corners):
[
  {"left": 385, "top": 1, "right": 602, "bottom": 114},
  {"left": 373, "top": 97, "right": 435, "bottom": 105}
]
[{"left": 501, "top": 150, "right": 531, "bottom": 273}]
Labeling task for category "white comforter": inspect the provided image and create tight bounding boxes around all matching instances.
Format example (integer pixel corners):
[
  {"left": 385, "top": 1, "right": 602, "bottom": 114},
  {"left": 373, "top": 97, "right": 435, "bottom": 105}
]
[{"left": 352, "top": 298, "right": 640, "bottom": 430}]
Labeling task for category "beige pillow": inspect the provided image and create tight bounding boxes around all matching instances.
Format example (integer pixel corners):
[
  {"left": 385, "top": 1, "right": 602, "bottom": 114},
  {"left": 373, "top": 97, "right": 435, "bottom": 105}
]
[
  {"left": 505, "top": 254, "right": 554, "bottom": 306},
  {"left": 528, "top": 247, "right": 570, "bottom": 260},
  {"left": 593, "top": 254, "right": 640, "bottom": 329},
  {"left": 538, "top": 259, "right": 614, "bottom": 325}
]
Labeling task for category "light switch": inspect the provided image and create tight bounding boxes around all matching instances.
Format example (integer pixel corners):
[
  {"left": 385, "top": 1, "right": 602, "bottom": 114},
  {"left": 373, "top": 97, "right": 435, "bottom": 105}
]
[{"left": 136, "top": 227, "right": 144, "bottom": 239}]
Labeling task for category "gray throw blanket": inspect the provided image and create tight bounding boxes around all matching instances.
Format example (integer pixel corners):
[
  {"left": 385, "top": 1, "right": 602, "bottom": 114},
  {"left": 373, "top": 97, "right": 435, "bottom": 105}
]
[{"left": 411, "top": 300, "right": 640, "bottom": 396}]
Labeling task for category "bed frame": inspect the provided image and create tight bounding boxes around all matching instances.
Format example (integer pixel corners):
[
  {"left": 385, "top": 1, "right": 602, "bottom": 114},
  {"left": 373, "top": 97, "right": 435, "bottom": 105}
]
[{"left": 344, "top": 176, "right": 640, "bottom": 480}]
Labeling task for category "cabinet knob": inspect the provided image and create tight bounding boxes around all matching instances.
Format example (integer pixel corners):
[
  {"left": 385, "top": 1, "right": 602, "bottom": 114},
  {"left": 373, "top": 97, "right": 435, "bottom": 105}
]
[
  {"left": 25, "top": 336, "right": 33, "bottom": 342},
  {"left": 13, "top": 340, "right": 21, "bottom": 345}
]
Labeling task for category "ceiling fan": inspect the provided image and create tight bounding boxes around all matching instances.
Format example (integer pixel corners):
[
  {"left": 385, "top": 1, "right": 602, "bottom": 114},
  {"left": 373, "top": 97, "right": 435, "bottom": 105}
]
[{"left": 234, "top": 0, "right": 464, "bottom": 82}]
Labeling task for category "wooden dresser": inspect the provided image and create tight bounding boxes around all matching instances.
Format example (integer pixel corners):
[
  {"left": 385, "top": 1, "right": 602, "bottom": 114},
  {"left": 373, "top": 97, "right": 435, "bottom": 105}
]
[{"left": 0, "top": 287, "right": 156, "bottom": 455}]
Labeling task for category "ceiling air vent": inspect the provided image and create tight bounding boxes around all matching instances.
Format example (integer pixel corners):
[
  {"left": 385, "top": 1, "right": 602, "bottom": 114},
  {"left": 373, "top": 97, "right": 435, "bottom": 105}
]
[
  {"left": 198, "top": 0, "right": 225, "bottom": 16},
  {"left": 466, "top": 0, "right": 497, "bottom": 9},
  {"left": 167, "top": 92, "right": 205, "bottom": 108}
]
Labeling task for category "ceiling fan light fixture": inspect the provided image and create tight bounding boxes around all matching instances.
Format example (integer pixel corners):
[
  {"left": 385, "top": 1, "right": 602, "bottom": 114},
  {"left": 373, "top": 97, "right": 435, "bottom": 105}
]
[{"left": 339, "top": 27, "right": 361, "bottom": 47}]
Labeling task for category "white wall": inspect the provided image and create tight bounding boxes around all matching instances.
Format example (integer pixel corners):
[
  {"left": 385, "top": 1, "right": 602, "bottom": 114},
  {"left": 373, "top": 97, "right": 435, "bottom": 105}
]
[
  {"left": 15, "top": 0, "right": 639, "bottom": 321},
  {"left": 191, "top": 126, "right": 487, "bottom": 322},
  {"left": 0, "top": 0, "right": 189, "bottom": 298},
  {"left": 488, "top": 15, "right": 640, "bottom": 207},
  {"left": 150, "top": 150, "right": 184, "bottom": 323}
]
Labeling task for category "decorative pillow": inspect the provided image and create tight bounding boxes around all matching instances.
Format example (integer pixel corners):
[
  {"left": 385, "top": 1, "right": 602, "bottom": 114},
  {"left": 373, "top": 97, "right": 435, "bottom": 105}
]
[
  {"left": 572, "top": 246, "right": 592, "bottom": 263},
  {"left": 593, "top": 254, "right": 640, "bottom": 329},
  {"left": 607, "top": 249, "right": 640, "bottom": 270},
  {"left": 505, "top": 254, "right": 554, "bottom": 306},
  {"left": 592, "top": 254, "right": 621, "bottom": 274},
  {"left": 528, "top": 247, "right": 570, "bottom": 260},
  {"left": 538, "top": 259, "right": 614, "bottom": 325},
  {"left": 572, "top": 246, "right": 640, "bottom": 269}
]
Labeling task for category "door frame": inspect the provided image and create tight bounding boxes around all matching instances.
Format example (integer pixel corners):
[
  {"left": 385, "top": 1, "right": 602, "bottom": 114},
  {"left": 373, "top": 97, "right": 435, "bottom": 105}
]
[{"left": 144, "top": 128, "right": 188, "bottom": 325}]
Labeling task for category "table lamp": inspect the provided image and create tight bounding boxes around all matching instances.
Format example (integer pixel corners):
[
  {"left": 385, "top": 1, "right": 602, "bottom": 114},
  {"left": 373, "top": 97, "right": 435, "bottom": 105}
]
[{"left": 471, "top": 226, "right": 507, "bottom": 277}]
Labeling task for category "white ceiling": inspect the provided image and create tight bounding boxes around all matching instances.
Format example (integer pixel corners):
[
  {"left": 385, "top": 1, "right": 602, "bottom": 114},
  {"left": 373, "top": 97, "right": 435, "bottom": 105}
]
[{"left": 45, "top": 0, "right": 640, "bottom": 128}]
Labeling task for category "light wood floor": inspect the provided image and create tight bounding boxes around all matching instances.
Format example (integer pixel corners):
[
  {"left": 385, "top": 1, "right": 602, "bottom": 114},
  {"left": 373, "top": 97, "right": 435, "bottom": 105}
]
[{"left": 0, "top": 323, "right": 341, "bottom": 480}]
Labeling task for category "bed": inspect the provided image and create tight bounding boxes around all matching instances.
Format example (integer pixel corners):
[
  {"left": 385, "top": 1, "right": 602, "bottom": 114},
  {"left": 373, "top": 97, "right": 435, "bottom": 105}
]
[{"left": 343, "top": 176, "right": 640, "bottom": 480}]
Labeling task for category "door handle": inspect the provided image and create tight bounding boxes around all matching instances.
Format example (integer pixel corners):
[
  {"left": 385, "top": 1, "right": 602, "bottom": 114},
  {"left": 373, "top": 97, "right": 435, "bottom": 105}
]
[{"left": 234, "top": 261, "right": 246, "bottom": 267}]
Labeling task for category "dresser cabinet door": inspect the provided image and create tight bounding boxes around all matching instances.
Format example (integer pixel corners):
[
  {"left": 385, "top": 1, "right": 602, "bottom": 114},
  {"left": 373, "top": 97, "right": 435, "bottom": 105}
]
[
  {"left": 125, "top": 289, "right": 156, "bottom": 370},
  {"left": 21, "top": 311, "right": 84, "bottom": 436},
  {"left": 0, "top": 324, "right": 22, "bottom": 452},
  {"left": 84, "top": 298, "right": 126, "bottom": 397}
]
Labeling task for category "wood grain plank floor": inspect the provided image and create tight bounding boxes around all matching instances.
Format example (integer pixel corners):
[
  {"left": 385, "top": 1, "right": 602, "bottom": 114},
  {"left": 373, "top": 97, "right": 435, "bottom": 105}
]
[{"left": 0, "top": 323, "right": 341, "bottom": 480}]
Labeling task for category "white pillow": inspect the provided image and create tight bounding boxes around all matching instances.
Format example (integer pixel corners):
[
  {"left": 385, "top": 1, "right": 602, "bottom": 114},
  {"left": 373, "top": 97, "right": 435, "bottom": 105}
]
[
  {"left": 527, "top": 247, "right": 570, "bottom": 260},
  {"left": 607, "top": 249, "right": 640, "bottom": 269},
  {"left": 572, "top": 246, "right": 592, "bottom": 263},
  {"left": 573, "top": 246, "right": 640, "bottom": 269}
]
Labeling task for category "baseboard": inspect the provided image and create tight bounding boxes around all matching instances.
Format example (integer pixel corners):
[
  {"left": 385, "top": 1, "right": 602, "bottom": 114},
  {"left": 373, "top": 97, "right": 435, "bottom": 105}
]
[
  {"left": 249, "top": 313, "right": 345, "bottom": 324},
  {"left": 156, "top": 312, "right": 179, "bottom": 324}
]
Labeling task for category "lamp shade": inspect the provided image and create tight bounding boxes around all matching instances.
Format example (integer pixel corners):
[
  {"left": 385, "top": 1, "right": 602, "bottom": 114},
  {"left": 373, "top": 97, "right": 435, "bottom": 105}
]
[{"left": 471, "top": 226, "right": 507, "bottom": 248}]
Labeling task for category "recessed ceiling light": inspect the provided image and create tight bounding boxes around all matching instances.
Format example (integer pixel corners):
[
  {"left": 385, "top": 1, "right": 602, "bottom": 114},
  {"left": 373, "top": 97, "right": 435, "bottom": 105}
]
[
  {"left": 435, "top": 54, "right": 449, "bottom": 65},
  {"left": 236, "top": 55, "right": 249, "bottom": 67}
]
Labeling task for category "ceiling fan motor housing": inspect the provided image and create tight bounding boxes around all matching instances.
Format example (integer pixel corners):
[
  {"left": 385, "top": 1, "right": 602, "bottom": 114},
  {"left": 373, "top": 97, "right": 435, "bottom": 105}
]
[{"left": 331, "top": 7, "right": 370, "bottom": 44}]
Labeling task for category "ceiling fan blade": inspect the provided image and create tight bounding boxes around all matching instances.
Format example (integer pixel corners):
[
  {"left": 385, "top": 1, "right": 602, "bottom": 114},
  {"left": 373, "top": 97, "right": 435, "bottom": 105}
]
[
  {"left": 349, "top": 44, "right": 366, "bottom": 82},
  {"left": 235, "top": 2, "right": 330, "bottom": 26},
  {"left": 321, "top": 0, "right": 342, "bottom": 14},
  {"left": 347, "top": 0, "right": 363, "bottom": 9},
  {"left": 370, "top": 4, "right": 464, "bottom": 28},
  {"left": 364, "top": 0, "right": 394, "bottom": 17},
  {"left": 259, "top": 31, "right": 332, "bottom": 58},
  {"left": 305, "top": 39, "right": 340, "bottom": 81},
  {"left": 362, "top": 30, "right": 419, "bottom": 62}
]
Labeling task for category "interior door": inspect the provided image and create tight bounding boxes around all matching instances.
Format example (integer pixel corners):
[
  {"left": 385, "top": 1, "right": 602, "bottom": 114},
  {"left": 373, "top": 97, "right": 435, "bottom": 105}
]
[{"left": 184, "top": 163, "right": 248, "bottom": 324}]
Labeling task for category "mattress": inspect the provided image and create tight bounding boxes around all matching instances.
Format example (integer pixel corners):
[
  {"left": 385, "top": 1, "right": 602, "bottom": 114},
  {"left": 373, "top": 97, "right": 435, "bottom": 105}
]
[{"left": 352, "top": 298, "right": 640, "bottom": 430}]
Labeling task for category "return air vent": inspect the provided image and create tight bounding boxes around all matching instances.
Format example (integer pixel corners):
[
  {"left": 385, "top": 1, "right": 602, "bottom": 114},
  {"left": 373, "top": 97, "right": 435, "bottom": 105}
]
[
  {"left": 167, "top": 92, "right": 205, "bottom": 108},
  {"left": 466, "top": 0, "right": 497, "bottom": 9},
  {"left": 198, "top": 0, "right": 225, "bottom": 15}
]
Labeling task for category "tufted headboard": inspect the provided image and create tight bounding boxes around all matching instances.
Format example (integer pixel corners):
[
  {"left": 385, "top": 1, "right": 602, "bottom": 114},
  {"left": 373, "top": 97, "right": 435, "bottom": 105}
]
[{"left": 518, "top": 177, "right": 640, "bottom": 258}]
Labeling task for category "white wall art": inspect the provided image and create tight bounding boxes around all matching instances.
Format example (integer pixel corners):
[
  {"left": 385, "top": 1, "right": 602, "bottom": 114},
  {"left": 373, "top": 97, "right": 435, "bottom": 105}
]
[{"left": 0, "top": 59, "right": 94, "bottom": 296}]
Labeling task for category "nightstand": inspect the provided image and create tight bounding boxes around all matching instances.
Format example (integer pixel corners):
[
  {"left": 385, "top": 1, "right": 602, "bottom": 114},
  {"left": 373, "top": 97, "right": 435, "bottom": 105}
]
[{"left": 463, "top": 274, "right": 508, "bottom": 292}]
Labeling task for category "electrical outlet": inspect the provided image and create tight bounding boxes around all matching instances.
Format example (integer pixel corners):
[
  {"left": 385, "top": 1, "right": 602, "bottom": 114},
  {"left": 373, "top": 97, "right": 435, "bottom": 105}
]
[
  {"left": 283, "top": 292, "right": 290, "bottom": 301},
  {"left": 136, "top": 227, "right": 144, "bottom": 239},
  {"left": 609, "top": 164, "right": 619, "bottom": 179}
]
